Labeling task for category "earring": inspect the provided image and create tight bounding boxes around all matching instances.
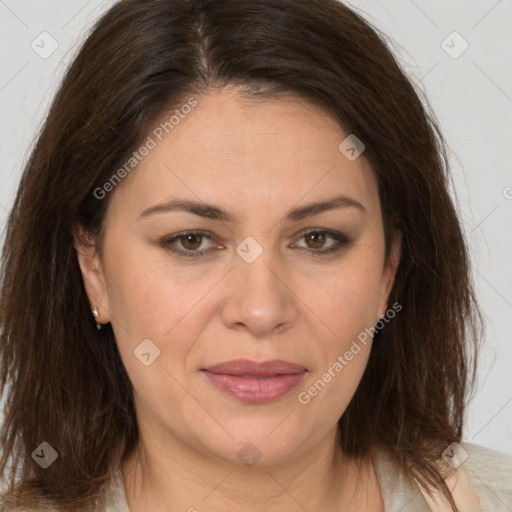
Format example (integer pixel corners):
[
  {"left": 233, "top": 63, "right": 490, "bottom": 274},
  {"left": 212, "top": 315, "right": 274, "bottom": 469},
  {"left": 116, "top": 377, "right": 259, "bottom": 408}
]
[{"left": 92, "top": 307, "right": 102, "bottom": 330}]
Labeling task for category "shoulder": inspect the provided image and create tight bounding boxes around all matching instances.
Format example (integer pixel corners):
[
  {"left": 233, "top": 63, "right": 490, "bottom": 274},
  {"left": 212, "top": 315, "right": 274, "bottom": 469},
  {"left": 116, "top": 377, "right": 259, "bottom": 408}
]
[
  {"left": 102, "top": 467, "right": 130, "bottom": 512},
  {"left": 372, "top": 441, "right": 512, "bottom": 512},
  {"left": 0, "top": 470, "right": 126, "bottom": 512},
  {"left": 461, "top": 441, "right": 512, "bottom": 510}
]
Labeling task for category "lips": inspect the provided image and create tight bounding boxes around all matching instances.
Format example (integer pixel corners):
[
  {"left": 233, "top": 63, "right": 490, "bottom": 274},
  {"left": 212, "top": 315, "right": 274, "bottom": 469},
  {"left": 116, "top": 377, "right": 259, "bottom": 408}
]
[
  {"left": 202, "top": 359, "right": 307, "bottom": 376},
  {"left": 201, "top": 359, "right": 307, "bottom": 404}
]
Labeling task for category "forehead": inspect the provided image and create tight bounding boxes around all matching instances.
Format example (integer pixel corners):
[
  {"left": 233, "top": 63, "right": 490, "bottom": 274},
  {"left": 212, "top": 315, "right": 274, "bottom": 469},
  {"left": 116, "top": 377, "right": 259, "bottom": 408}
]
[
  {"left": 162, "top": 90, "right": 346, "bottom": 166},
  {"left": 107, "top": 89, "right": 380, "bottom": 220}
]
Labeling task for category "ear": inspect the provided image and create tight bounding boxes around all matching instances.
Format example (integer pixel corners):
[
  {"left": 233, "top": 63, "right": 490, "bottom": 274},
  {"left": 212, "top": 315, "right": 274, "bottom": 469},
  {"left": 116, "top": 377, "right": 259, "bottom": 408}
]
[
  {"left": 377, "top": 225, "right": 402, "bottom": 318},
  {"left": 73, "top": 225, "right": 110, "bottom": 324}
]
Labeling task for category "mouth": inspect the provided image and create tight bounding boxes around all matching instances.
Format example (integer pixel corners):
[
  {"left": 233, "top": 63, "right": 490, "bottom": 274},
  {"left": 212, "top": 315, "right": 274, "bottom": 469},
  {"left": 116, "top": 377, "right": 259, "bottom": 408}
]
[{"left": 201, "top": 359, "right": 307, "bottom": 404}]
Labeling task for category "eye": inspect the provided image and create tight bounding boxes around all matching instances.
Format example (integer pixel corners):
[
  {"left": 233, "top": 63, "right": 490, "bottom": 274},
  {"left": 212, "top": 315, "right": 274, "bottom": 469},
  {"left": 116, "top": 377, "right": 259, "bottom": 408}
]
[
  {"left": 292, "top": 229, "right": 350, "bottom": 255},
  {"left": 160, "top": 230, "right": 221, "bottom": 257},
  {"left": 160, "top": 229, "right": 350, "bottom": 259}
]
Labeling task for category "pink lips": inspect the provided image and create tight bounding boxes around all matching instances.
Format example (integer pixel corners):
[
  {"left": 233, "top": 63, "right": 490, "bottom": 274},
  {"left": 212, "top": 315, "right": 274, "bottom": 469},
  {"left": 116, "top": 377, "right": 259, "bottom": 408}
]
[{"left": 202, "top": 359, "right": 307, "bottom": 404}]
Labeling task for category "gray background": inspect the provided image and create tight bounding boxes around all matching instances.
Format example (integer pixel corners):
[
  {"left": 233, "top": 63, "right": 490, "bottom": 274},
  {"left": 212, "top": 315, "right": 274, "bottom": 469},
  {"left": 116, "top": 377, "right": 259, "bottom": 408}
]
[{"left": 0, "top": 0, "right": 511, "bottom": 455}]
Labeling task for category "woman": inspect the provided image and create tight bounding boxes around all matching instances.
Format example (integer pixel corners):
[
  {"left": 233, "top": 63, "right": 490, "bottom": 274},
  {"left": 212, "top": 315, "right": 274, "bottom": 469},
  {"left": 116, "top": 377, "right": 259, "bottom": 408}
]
[{"left": 1, "top": 0, "right": 511, "bottom": 510}]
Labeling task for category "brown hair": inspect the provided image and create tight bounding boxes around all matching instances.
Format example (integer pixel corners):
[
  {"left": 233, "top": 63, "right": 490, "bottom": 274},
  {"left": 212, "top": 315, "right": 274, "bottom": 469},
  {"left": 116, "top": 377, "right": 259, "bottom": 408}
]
[{"left": 0, "top": 0, "right": 482, "bottom": 510}]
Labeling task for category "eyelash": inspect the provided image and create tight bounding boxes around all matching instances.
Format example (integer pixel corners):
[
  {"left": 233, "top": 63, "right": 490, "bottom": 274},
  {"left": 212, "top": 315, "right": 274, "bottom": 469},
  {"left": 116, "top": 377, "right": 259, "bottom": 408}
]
[{"left": 159, "top": 229, "right": 350, "bottom": 258}]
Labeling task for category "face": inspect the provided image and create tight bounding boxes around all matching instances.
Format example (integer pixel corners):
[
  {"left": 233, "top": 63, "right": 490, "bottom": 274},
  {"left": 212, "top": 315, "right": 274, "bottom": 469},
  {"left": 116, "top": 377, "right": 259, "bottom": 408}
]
[{"left": 77, "top": 88, "right": 400, "bottom": 467}]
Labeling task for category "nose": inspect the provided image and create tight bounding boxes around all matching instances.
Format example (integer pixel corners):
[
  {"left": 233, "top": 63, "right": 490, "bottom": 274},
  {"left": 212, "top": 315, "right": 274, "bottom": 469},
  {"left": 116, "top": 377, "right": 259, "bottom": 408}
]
[{"left": 220, "top": 247, "right": 298, "bottom": 338}]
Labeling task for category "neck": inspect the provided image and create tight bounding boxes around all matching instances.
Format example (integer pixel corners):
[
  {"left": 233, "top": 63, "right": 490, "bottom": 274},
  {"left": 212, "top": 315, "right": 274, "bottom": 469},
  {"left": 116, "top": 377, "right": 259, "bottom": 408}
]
[{"left": 121, "top": 426, "right": 381, "bottom": 512}]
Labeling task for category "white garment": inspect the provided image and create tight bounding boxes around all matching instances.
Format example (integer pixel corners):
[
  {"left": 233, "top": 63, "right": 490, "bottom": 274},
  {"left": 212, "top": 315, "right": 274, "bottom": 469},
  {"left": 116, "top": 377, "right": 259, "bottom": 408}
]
[
  {"left": 103, "top": 441, "right": 512, "bottom": 511},
  {"left": 372, "top": 442, "right": 512, "bottom": 511}
]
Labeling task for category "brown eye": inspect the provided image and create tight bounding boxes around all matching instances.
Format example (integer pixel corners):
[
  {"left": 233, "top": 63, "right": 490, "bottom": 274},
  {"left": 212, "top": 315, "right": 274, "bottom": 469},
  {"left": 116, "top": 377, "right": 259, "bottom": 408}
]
[
  {"left": 304, "top": 231, "right": 326, "bottom": 249},
  {"left": 179, "top": 233, "right": 203, "bottom": 250},
  {"left": 161, "top": 230, "right": 220, "bottom": 258},
  {"left": 292, "top": 229, "right": 350, "bottom": 256}
]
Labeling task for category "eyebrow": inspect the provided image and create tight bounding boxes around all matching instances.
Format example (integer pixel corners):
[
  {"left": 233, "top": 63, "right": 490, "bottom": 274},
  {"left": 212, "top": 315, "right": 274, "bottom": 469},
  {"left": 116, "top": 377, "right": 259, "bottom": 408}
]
[{"left": 138, "top": 194, "right": 366, "bottom": 223}]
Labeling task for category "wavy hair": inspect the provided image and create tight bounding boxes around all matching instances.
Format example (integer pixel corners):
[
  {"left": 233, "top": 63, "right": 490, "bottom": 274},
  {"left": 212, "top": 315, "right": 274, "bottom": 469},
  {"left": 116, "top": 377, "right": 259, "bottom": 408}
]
[{"left": 0, "top": 0, "right": 482, "bottom": 510}]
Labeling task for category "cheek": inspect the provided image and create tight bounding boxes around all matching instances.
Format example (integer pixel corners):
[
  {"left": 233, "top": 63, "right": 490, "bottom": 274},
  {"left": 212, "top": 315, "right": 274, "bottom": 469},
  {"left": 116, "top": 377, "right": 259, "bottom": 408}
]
[
  {"left": 312, "top": 253, "right": 384, "bottom": 337},
  {"left": 103, "top": 231, "right": 219, "bottom": 337},
  {"left": 297, "top": 314, "right": 373, "bottom": 425},
  {"left": 299, "top": 269, "right": 379, "bottom": 418},
  {"left": 103, "top": 252, "right": 213, "bottom": 405},
  {"left": 102, "top": 237, "right": 233, "bottom": 397}
]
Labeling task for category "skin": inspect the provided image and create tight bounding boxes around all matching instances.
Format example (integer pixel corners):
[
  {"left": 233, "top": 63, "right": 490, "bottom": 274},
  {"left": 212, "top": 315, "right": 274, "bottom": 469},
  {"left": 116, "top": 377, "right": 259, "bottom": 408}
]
[{"left": 76, "top": 87, "right": 401, "bottom": 511}]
